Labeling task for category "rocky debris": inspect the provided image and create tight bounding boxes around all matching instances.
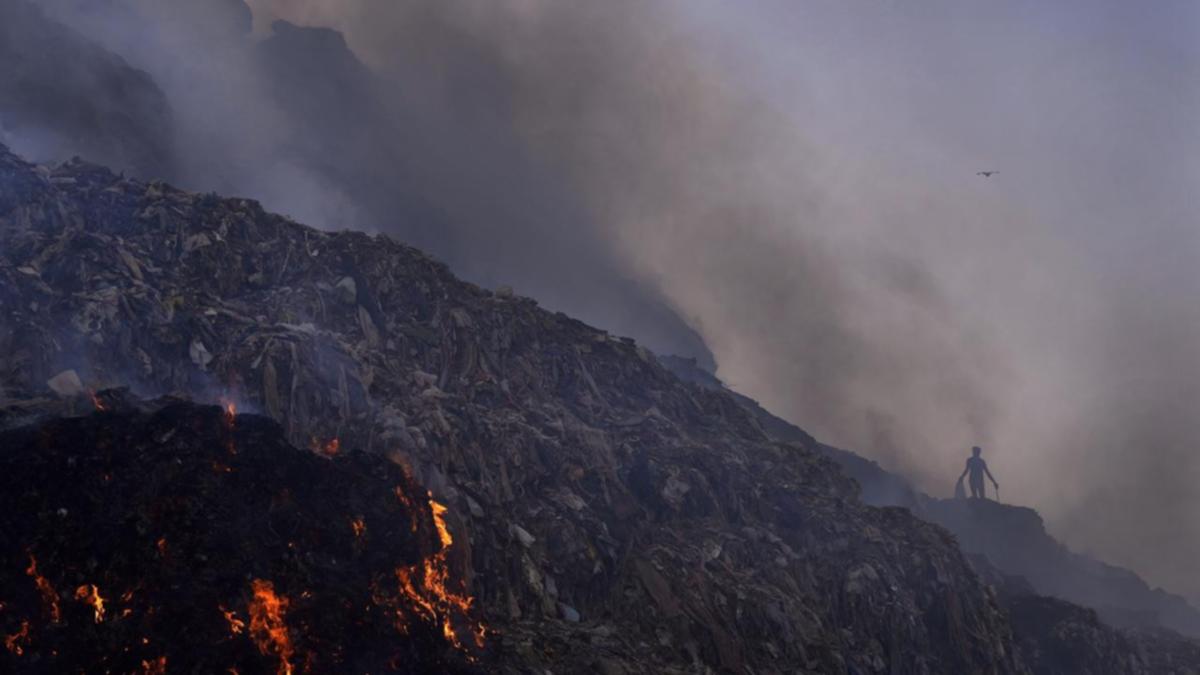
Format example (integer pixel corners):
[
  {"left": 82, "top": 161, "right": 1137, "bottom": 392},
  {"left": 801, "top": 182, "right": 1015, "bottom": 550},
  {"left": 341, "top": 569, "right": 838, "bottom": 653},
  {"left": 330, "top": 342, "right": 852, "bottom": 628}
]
[
  {"left": 0, "top": 399, "right": 485, "bottom": 673},
  {"left": 925, "top": 497, "right": 1200, "bottom": 638},
  {"left": 1004, "top": 593, "right": 1200, "bottom": 675},
  {"left": 662, "top": 355, "right": 1200, "bottom": 643},
  {"left": 0, "top": 142, "right": 1192, "bottom": 672},
  {"left": 660, "top": 355, "right": 924, "bottom": 510},
  {"left": 44, "top": 370, "right": 84, "bottom": 398}
]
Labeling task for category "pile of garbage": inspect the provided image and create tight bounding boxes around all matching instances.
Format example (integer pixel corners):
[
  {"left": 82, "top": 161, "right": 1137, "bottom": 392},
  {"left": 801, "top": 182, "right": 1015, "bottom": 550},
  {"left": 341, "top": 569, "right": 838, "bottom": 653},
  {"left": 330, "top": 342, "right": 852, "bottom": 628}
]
[
  {"left": 0, "top": 397, "right": 486, "bottom": 673},
  {"left": 1005, "top": 593, "right": 1200, "bottom": 675},
  {"left": 0, "top": 142, "right": 1195, "bottom": 673},
  {"left": 924, "top": 496, "right": 1200, "bottom": 638},
  {"left": 665, "top": 354, "right": 1200, "bottom": 643}
]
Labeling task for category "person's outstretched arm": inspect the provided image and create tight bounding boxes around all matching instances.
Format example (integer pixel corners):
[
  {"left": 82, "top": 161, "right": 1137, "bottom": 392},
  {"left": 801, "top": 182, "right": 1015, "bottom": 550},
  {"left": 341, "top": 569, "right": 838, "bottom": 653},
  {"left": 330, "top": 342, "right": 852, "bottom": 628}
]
[
  {"left": 985, "top": 463, "right": 998, "bottom": 486},
  {"left": 959, "top": 461, "right": 970, "bottom": 481}
]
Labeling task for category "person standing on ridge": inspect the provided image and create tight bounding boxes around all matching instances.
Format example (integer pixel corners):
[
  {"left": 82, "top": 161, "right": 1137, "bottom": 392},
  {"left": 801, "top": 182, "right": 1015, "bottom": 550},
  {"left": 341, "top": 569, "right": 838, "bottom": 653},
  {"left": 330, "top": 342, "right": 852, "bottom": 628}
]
[{"left": 958, "top": 446, "right": 998, "bottom": 499}]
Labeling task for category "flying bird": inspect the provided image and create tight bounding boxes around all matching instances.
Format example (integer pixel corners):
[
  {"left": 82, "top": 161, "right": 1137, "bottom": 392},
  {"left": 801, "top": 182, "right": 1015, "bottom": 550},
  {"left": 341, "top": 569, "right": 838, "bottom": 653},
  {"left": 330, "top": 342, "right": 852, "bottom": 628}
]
[{"left": 976, "top": 170, "right": 999, "bottom": 178}]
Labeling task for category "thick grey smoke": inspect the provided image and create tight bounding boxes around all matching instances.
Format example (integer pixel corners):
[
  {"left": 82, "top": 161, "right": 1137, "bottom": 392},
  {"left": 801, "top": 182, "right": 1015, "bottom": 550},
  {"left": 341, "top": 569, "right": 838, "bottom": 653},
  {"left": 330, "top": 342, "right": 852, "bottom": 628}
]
[
  {"left": 21, "top": 0, "right": 716, "bottom": 366},
  {"left": 677, "top": 0, "right": 1200, "bottom": 599},
  {"left": 5, "top": 0, "right": 1199, "bottom": 600}
]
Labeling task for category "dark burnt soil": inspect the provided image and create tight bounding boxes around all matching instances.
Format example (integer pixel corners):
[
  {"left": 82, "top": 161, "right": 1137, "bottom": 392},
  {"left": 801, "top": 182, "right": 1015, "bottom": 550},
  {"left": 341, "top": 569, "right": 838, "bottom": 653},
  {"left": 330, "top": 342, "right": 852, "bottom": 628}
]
[{"left": 0, "top": 400, "right": 486, "bottom": 674}]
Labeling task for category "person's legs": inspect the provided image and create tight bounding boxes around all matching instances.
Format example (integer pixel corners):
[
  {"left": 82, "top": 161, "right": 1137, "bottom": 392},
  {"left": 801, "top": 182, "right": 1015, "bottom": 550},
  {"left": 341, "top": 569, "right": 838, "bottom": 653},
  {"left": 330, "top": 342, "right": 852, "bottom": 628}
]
[{"left": 969, "top": 479, "right": 984, "bottom": 499}]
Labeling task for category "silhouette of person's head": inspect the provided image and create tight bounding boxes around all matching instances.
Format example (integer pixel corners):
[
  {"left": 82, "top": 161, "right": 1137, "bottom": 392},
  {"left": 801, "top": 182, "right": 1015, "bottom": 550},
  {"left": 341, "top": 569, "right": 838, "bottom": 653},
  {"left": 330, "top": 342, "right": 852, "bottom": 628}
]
[{"left": 972, "top": 446, "right": 982, "bottom": 457}]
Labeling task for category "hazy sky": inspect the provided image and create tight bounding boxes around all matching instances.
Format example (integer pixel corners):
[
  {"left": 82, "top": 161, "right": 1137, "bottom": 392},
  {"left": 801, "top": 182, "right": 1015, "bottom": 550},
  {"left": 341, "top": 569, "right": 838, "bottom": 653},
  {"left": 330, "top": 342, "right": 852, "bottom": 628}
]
[
  {"left": 21, "top": 0, "right": 1200, "bottom": 599},
  {"left": 668, "top": 0, "right": 1200, "bottom": 597}
]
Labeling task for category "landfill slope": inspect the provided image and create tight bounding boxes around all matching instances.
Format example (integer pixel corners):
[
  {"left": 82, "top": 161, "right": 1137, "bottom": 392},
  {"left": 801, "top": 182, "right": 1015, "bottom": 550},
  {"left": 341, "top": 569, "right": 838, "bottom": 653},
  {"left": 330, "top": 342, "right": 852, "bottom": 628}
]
[
  {"left": 924, "top": 497, "right": 1200, "bottom": 638},
  {"left": 1004, "top": 593, "right": 1200, "bottom": 675},
  {"left": 0, "top": 143, "right": 1190, "bottom": 673},
  {"left": 663, "top": 355, "right": 1200, "bottom": 640}
]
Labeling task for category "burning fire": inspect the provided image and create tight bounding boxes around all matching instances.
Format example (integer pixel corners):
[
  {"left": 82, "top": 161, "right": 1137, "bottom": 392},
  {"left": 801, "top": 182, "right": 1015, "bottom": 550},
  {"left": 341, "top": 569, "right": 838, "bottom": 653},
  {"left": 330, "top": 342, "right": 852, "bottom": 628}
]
[
  {"left": 351, "top": 517, "right": 366, "bottom": 539},
  {"left": 141, "top": 656, "right": 167, "bottom": 674},
  {"left": 393, "top": 486, "right": 418, "bottom": 533},
  {"left": 391, "top": 495, "right": 486, "bottom": 653},
  {"left": 430, "top": 499, "right": 453, "bottom": 548},
  {"left": 311, "top": 437, "right": 340, "bottom": 458},
  {"left": 74, "top": 584, "right": 106, "bottom": 623},
  {"left": 4, "top": 620, "right": 30, "bottom": 656},
  {"left": 25, "top": 554, "right": 60, "bottom": 623},
  {"left": 90, "top": 390, "right": 108, "bottom": 411},
  {"left": 220, "top": 605, "right": 246, "bottom": 635},
  {"left": 249, "top": 579, "right": 295, "bottom": 675},
  {"left": 221, "top": 398, "right": 238, "bottom": 455},
  {"left": 118, "top": 590, "right": 135, "bottom": 618},
  {"left": 392, "top": 485, "right": 413, "bottom": 508}
]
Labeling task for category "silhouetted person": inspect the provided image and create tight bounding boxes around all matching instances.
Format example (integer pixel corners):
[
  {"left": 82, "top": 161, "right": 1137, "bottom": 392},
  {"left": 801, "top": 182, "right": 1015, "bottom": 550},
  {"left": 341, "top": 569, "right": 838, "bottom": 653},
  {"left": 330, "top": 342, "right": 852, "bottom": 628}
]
[{"left": 958, "top": 446, "right": 998, "bottom": 499}]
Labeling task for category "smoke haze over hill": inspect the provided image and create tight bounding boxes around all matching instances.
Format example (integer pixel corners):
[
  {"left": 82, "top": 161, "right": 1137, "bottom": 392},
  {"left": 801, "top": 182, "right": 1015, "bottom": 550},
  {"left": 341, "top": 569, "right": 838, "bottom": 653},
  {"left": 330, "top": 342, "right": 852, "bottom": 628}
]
[{"left": 5, "top": 0, "right": 1199, "bottom": 600}]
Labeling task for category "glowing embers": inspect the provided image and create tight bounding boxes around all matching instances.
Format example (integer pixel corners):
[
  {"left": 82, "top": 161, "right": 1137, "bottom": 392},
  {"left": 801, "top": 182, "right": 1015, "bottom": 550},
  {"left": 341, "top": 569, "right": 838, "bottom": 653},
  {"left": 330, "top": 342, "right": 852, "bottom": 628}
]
[
  {"left": 74, "top": 584, "right": 106, "bottom": 623},
  {"left": 220, "top": 397, "right": 238, "bottom": 455},
  {"left": 25, "top": 554, "right": 60, "bottom": 623},
  {"left": 351, "top": 517, "right": 366, "bottom": 539},
  {"left": 119, "top": 590, "right": 135, "bottom": 618},
  {"left": 311, "top": 437, "right": 340, "bottom": 458},
  {"left": 141, "top": 655, "right": 167, "bottom": 674},
  {"left": 219, "top": 605, "right": 246, "bottom": 635},
  {"left": 4, "top": 620, "right": 30, "bottom": 655},
  {"left": 393, "top": 480, "right": 419, "bottom": 533},
  {"left": 391, "top": 494, "right": 487, "bottom": 654},
  {"left": 248, "top": 579, "right": 295, "bottom": 675}
]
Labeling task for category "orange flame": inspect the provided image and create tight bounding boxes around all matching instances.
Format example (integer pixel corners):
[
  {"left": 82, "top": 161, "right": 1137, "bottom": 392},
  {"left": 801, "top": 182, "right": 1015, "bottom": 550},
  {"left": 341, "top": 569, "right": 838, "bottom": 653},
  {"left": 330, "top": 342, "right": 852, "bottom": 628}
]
[
  {"left": 249, "top": 580, "right": 295, "bottom": 675},
  {"left": 25, "top": 555, "right": 60, "bottom": 623},
  {"left": 393, "top": 486, "right": 418, "bottom": 533},
  {"left": 74, "top": 584, "right": 106, "bottom": 623},
  {"left": 91, "top": 390, "right": 108, "bottom": 411},
  {"left": 393, "top": 485, "right": 412, "bottom": 507},
  {"left": 316, "top": 438, "right": 340, "bottom": 457},
  {"left": 392, "top": 496, "right": 486, "bottom": 653},
  {"left": 351, "top": 518, "right": 366, "bottom": 539},
  {"left": 141, "top": 656, "right": 167, "bottom": 675},
  {"left": 220, "top": 605, "right": 246, "bottom": 635},
  {"left": 119, "top": 589, "right": 134, "bottom": 618},
  {"left": 221, "top": 398, "right": 238, "bottom": 455},
  {"left": 430, "top": 496, "right": 453, "bottom": 548},
  {"left": 4, "top": 620, "right": 30, "bottom": 656}
]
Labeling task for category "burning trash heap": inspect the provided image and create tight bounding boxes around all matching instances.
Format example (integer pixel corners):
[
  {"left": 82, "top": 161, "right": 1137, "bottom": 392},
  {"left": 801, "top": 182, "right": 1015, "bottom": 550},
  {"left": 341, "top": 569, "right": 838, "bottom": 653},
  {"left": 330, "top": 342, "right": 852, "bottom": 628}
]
[
  {"left": 0, "top": 399, "right": 487, "bottom": 673},
  {"left": 4, "top": 142, "right": 1200, "bottom": 672}
]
